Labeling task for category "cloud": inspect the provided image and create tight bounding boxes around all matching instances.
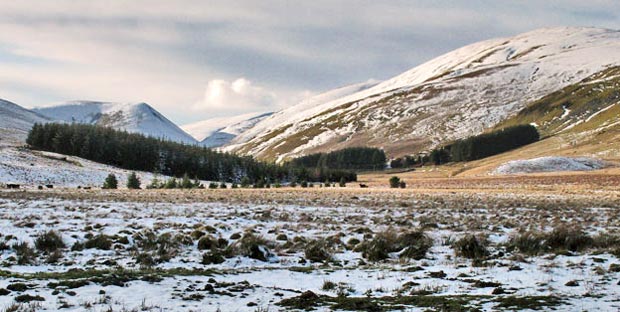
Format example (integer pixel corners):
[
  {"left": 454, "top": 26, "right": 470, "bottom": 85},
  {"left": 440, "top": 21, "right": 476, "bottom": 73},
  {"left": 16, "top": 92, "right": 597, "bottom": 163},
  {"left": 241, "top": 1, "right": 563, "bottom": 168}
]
[{"left": 192, "top": 78, "right": 301, "bottom": 117}]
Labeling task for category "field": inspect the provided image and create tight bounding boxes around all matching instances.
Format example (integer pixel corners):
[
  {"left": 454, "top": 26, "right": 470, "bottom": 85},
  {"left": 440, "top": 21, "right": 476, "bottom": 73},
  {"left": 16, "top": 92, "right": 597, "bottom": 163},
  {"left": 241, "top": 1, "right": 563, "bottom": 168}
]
[{"left": 0, "top": 173, "right": 619, "bottom": 312}]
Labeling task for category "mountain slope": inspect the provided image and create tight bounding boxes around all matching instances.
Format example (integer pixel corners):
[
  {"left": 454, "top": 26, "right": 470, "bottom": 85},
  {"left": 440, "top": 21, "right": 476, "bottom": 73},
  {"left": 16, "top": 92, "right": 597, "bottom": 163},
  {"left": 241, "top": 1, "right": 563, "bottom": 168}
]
[
  {"left": 0, "top": 99, "right": 51, "bottom": 132},
  {"left": 182, "top": 112, "right": 274, "bottom": 148},
  {"left": 34, "top": 101, "right": 197, "bottom": 144},
  {"left": 230, "top": 27, "right": 620, "bottom": 162},
  {"left": 0, "top": 98, "right": 52, "bottom": 142}
]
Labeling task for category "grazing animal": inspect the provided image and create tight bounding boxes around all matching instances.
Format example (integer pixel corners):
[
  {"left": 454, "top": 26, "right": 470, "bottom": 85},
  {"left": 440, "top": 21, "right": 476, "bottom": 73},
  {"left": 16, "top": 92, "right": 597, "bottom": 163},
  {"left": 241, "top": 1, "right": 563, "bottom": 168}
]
[
  {"left": 359, "top": 184, "right": 368, "bottom": 188},
  {"left": 45, "top": 185, "right": 54, "bottom": 189},
  {"left": 6, "top": 184, "right": 20, "bottom": 189}
]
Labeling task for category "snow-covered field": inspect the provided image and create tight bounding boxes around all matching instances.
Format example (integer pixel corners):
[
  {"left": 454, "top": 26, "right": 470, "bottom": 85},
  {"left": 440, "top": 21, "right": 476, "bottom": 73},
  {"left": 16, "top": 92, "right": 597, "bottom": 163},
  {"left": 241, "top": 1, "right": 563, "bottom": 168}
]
[
  {"left": 0, "top": 189, "right": 618, "bottom": 311},
  {"left": 494, "top": 156, "right": 607, "bottom": 175}
]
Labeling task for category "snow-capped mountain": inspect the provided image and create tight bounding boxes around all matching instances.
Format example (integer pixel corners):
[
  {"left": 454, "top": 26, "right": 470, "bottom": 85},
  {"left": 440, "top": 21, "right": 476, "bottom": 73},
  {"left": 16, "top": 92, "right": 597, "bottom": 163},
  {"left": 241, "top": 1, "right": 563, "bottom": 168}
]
[
  {"left": 0, "top": 98, "right": 52, "bottom": 140},
  {"left": 182, "top": 112, "right": 274, "bottom": 148},
  {"left": 229, "top": 27, "right": 620, "bottom": 161},
  {"left": 33, "top": 101, "right": 198, "bottom": 144}
]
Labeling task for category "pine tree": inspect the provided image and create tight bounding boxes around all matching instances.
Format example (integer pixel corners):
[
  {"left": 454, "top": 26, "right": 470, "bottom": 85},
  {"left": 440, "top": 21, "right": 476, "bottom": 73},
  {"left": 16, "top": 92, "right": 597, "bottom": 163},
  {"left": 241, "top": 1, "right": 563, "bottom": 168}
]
[
  {"left": 126, "top": 172, "right": 141, "bottom": 189},
  {"left": 240, "top": 176, "right": 250, "bottom": 188},
  {"left": 102, "top": 174, "right": 118, "bottom": 189},
  {"left": 339, "top": 177, "right": 346, "bottom": 187},
  {"left": 389, "top": 176, "right": 401, "bottom": 188}
]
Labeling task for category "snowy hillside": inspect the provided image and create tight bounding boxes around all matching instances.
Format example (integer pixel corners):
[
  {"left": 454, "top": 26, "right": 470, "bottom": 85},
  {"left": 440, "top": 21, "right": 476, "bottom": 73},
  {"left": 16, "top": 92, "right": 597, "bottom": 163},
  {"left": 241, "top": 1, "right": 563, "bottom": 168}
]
[
  {"left": 34, "top": 101, "right": 197, "bottom": 144},
  {"left": 182, "top": 112, "right": 273, "bottom": 148},
  {"left": 230, "top": 27, "right": 620, "bottom": 161},
  {"left": 494, "top": 157, "right": 607, "bottom": 174},
  {"left": 0, "top": 98, "right": 51, "bottom": 136}
]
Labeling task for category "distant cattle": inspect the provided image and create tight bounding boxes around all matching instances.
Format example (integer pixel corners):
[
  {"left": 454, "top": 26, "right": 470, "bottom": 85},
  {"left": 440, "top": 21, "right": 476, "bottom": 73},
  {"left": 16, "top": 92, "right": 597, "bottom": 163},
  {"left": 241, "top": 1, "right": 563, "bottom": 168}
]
[
  {"left": 45, "top": 185, "right": 54, "bottom": 189},
  {"left": 359, "top": 184, "right": 368, "bottom": 188},
  {"left": 6, "top": 184, "right": 20, "bottom": 189},
  {"left": 38, "top": 186, "right": 43, "bottom": 190},
  {"left": 83, "top": 187, "right": 92, "bottom": 190}
]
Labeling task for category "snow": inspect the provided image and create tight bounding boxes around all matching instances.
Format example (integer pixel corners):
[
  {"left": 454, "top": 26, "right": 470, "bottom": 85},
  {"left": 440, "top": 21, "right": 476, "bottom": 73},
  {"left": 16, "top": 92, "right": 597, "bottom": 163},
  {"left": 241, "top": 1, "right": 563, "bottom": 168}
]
[
  {"left": 33, "top": 101, "right": 197, "bottom": 144},
  {"left": 493, "top": 156, "right": 606, "bottom": 174},
  {"left": 230, "top": 27, "right": 620, "bottom": 160},
  {"left": 181, "top": 111, "right": 273, "bottom": 147},
  {"left": 0, "top": 98, "right": 51, "bottom": 135},
  {"left": 0, "top": 193, "right": 617, "bottom": 311}
]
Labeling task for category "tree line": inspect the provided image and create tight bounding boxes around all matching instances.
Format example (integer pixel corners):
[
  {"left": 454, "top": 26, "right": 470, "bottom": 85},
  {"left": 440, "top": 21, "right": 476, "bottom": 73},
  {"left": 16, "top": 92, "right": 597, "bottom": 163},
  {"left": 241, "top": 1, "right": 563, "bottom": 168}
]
[
  {"left": 391, "top": 125, "right": 540, "bottom": 167},
  {"left": 288, "top": 147, "right": 387, "bottom": 171},
  {"left": 26, "top": 123, "right": 357, "bottom": 183}
]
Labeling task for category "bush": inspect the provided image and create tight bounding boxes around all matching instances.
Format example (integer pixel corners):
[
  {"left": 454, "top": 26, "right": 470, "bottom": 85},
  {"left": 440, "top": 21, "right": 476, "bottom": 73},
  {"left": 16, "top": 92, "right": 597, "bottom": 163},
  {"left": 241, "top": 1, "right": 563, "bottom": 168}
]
[
  {"left": 339, "top": 177, "right": 346, "bottom": 187},
  {"left": 389, "top": 176, "right": 401, "bottom": 188},
  {"left": 304, "top": 239, "right": 333, "bottom": 262},
  {"left": 453, "top": 235, "right": 489, "bottom": 259},
  {"left": 208, "top": 182, "right": 218, "bottom": 189},
  {"left": 102, "top": 174, "right": 118, "bottom": 189},
  {"left": 35, "top": 230, "right": 65, "bottom": 253}
]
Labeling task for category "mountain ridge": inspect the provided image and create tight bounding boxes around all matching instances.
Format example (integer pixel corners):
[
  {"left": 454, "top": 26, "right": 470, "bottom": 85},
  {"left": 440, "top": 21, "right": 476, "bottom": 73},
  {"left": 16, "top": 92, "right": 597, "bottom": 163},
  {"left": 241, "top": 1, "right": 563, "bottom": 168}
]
[
  {"left": 33, "top": 101, "right": 198, "bottom": 144},
  {"left": 227, "top": 27, "right": 620, "bottom": 162}
]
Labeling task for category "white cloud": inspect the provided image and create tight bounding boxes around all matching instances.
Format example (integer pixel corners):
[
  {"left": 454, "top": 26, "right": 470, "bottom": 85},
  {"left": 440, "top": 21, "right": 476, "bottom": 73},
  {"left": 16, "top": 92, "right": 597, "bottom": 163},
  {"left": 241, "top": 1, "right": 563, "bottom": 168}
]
[{"left": 192, "top": 77, "right": 309, "bottom": 116}]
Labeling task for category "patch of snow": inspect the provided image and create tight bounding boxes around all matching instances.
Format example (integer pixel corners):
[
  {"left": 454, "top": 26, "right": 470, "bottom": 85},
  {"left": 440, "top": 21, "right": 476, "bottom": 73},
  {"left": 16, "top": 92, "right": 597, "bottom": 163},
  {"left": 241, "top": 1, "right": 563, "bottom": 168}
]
[{"left": 493, "top": 156, "right": 606, "bottom": 174}]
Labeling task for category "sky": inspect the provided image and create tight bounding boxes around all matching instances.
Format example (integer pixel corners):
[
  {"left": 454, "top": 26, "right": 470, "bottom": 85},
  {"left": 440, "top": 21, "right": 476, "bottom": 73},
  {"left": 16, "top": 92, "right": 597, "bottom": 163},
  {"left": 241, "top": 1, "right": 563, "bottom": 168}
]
[{"left": 0, "top": 1, "right": 619, "bottom": 125}]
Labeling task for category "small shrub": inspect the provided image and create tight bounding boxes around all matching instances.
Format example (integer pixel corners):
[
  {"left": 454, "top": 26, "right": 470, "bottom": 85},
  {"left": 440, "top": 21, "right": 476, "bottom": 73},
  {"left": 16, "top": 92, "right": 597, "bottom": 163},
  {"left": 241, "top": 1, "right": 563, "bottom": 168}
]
[
  {"left": 35, "top": 230, "right": 65, "bottom": 253},
  {"left": 454, "top": 235, "right": 489, "bottom": 260},
  {"left": 208, "top": 182, "right": 218, "bottom": 189}
]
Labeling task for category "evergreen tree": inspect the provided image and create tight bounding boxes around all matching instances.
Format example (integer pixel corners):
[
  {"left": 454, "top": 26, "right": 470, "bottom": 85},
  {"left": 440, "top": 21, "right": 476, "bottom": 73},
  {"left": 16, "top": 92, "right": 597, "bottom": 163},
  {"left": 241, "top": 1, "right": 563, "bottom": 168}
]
[
  {"left": 102, "top": 174, "right": 118, "bottom": 189},
  {"left": 339, "top": 177, "right": 346, "bottom": 187},
  {"left": 240, "top": 176, "right": 251, "bottom": 188},
  {"left": 126, "top": 172, "right": 141, "bottom": 189},
  {"left": 389, "top": 176, "right": 401, "bottom": 188}
]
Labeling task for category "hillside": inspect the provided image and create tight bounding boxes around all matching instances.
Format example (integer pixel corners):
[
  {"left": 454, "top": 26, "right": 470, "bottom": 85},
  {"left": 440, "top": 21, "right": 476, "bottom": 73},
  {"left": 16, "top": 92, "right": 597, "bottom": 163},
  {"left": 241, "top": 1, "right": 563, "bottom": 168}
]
[
  {"left": 182, "top": 112, "right": 273, "bottom": 148},
  {"left": 228, "top": 27, "right": 620, "bottom": 162},
  {"left": 34, "top": 101, "right": 197, "bottom": 144},
  {"left": 0, "top": 98, "right": 51, "bottom": 140}
]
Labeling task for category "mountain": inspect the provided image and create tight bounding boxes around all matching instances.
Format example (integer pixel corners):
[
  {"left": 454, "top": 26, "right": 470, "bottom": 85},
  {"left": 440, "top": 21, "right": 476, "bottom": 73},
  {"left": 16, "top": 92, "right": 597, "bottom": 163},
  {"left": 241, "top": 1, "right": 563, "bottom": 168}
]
[
  {"left": 0, "top": 98, "right": 51, "bottom": 132},
  {"left": 228, "top": 27, "right": 620, "bottom": 162},
  {"left": 0, "top": 98, "right": 52, "bottom": 141},
  {"left": 182, "top": 112, "right": 274, "bottom": 148},
  {"left": 33, "top": 101, "right": 197, "bottom": 144}
]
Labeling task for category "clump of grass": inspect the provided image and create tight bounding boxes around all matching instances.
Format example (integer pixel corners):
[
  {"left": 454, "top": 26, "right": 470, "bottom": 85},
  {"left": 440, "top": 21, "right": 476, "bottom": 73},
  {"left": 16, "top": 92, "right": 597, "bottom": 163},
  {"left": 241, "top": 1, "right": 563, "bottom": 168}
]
[
  {"left": 229, "top": 233, "right": 272, "bottom": 262},
  {"left": 12, "top": 242, "right": 36, "bottom": 265},
  {"left": 507, "top": 231, "right": 546, "bottom": 255},
  {"left": 304, "top": 239, "right": 333, "bottom": 262},
  {"left": 358, "top": 229, "right": 432, "bottom": 262},
  {"left": 34, "top": 230, "right": 65, "bottom": 253},
  {"left": 84, "top": 234, "right": 113, "bottom": 250},
  {"left": 201, "top": 251, "right": 225, "bottom": 265},
  {"left": 545, "top": 226, "right": 593, "bottom": 252},
  {"left": 453, "top": 235, "right": 489, "bottom": 260}
]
